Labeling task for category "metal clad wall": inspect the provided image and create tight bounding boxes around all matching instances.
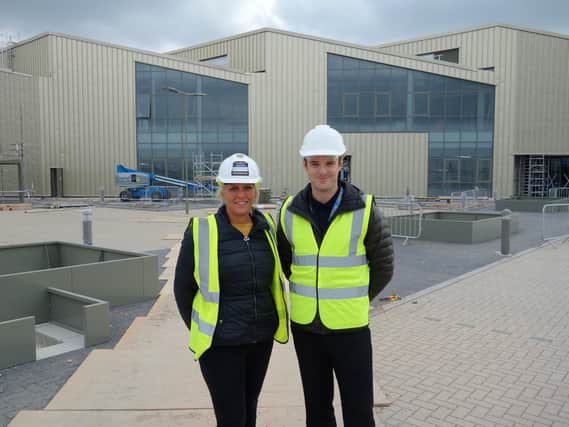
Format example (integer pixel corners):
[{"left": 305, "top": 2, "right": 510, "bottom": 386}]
[
  {"left": 170, "top": 32, "right": 266, "bottom": 72},
  {"left": 252, "top": 32, "right": 491, "bottom": 197},
  {"left": 344, "top": 133, "right": 428, "bottom": 196},
  {"left": 11, "top": 37, "right": 51, "bottom": 77},
  {"left": 11, "top": 34, "right": 249, "bottom": 195},
  {"left": 514, "top": 32, "right": 569, "bottom": 155},
  {"left": 0, "top": 70, "right": 40, "bottom": 192},
  {"left": 379, "top": 26, "right": 519, "bottom": 196}
]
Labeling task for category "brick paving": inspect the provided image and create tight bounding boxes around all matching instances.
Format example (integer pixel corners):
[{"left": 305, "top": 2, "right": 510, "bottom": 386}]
[{"left": 372, "top": 242, "right": 569, "bottom": 426}]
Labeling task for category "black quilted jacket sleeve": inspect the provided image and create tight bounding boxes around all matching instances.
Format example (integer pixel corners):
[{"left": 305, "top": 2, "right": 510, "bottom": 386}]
[
  {"left": 365, "top": 205, "right": 395, "bottom": 301},
  {"left": 173, "top": 220, "right": 198, "bottom": 330}
]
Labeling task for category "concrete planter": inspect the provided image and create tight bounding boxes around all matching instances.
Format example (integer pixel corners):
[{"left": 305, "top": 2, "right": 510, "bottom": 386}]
[
  {"left": 0, "top": 241, "right": 160, "bottom": 369},
  {"left": 418, "top": 211, "right": 519, "bottom": 244},
  {"left": 495, "top": 197, "right": 569, "bottom": 212}
]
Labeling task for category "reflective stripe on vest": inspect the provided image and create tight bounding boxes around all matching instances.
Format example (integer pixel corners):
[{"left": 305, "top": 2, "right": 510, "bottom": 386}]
[
  {"left": 191, "top": 309, "right": 215, "bottom": 336},
  {"left": 189, "top": 213, "right": 289, "bottom": 360},
  {"left": 197, "top": 218, "right": 220, "bottom": 304},
  {"left": 289, "top": 282, "right": 369, "bottom": 299},
  {"left": 280, "top": 194, "right": 373, "bottom": 329}
]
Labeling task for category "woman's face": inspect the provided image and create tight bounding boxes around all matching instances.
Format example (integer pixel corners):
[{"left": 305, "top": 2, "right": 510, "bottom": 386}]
[{"left": 220, "top": 183, "right": 257, "bottom": 219}]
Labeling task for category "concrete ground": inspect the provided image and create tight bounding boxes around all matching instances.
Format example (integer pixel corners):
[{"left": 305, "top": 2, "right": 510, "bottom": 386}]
[{"left": 1, "top": 201, "right": 569, "bottom": 426}]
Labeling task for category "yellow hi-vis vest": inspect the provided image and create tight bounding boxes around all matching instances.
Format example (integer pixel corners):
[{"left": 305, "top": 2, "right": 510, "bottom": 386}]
[
  {"left": 189, "top": 213, "right": 289, "bottom": 360},
  {"left": 279, "top": 194, "right": 373, "bottom": 329}
]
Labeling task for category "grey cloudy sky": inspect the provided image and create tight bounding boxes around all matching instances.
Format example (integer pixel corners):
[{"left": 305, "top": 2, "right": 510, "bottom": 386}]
[{"left": 1, "top": 0, "right": 568, "bottom": 51}]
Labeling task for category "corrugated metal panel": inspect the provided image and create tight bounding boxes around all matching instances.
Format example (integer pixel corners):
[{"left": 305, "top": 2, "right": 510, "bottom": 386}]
[
  {"left": 514, "top": 31, "right": 569, "bottom": 155},
  {"left": 170, "top": 32, "right": 266, "bottom": 73},
  {"left": 0, "top": 70, "right": 40, "bottom": 192},
  {"left": 344, "top": 133, "right": 428, "bottom": 196},
  {"left": 11, "top": 34, "right": 250, "bottom": 196},
  {"left": 11, "top": 37, "right": 51, "bottom": 77}
]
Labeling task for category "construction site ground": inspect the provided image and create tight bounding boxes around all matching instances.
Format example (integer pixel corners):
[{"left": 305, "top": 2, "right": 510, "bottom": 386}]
[{"left": 1, "top": 201, "right": 568, "bottom": 426}]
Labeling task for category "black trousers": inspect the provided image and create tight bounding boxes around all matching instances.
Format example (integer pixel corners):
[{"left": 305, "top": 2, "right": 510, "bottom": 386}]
[
  {"left": 199, "top": 341, "right": 273, "bottom": 427},
  {"left": 292, "top": 327, "right": 375, "bottom": 427}
]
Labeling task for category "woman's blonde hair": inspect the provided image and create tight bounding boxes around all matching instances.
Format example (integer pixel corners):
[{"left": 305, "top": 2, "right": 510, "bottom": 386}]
[{"left": 217, "top": 183, "right": 259, "bottom": 207}]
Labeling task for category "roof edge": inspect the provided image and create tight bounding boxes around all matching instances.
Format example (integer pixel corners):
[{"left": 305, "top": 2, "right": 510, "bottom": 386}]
[
  {"left": 166, "top": 27, "right": 271, "bottom": 54},
  {"left": 375, "top": 23, "right": 569, "bottom": 48},
  {"left": 168, "top": 26, "right": 491, "bottom": 76},
  {"left": 7, "top": 32, "right": 250, "bottom": 77}
]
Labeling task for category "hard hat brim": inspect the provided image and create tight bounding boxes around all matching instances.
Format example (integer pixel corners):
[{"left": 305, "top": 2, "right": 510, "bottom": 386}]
[
  {"left": 217, "top": 177, "right": 262, "bottom": 184},
  {"left": 299, "top": 148, "right": 346, "bottom": 157}
]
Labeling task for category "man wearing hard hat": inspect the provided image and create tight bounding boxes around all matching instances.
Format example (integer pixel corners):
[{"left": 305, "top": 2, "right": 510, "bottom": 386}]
[{"left": 277, "top": 125, "right": 394, "bottom": 426}]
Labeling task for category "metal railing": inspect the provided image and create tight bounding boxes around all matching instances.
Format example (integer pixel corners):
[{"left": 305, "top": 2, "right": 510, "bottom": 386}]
[
  {"left": 449, "top": 188, "right": 489, "bottom": 210},
  {"left": 0, "top": 189, "right": 33, "bottom": 202},
  {"left": 375, "top": 198, "right": 423, "bottom": 244},
  {"left": 542, "top": 203, "right": 569, "bottom": 243},
  {"left": 134, "top": 186, "right": 183, "bottom": 208},
  {"left": 548, "top": 187, "right": 569, "bottom": 199}
]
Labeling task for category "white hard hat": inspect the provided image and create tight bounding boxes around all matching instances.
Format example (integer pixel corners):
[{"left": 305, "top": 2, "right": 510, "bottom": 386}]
[
  {"left": 299, "top": 124, "right": 346, "bottom": 158},
  {"left": 216, "top": 153, "right": 262, "bottom": 184}
]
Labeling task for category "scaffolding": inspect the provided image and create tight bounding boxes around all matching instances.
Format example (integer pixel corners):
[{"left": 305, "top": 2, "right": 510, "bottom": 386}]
[
  {"left": 192, "top": 152, "right": 223, "bottom": 198},
  {"left": 517, "top": 155, "right": 550, "bottom": 197}
]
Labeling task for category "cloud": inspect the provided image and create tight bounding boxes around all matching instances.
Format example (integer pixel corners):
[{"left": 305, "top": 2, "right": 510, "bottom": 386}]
[{"left": 1, "top": 0, "right": 568, "bottom": 50}]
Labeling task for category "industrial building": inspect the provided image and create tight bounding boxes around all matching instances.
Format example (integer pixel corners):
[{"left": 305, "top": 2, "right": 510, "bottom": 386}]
[{"left": 0, "top": 24, "right": 568, "bottom": 198}]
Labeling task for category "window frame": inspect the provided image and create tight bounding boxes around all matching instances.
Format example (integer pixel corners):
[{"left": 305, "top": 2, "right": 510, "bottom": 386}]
[
  {"left": 342, "top": 93, "right": 360, "bottom": 117},
  {"left": 374, "top": 92, "right": 391, "bottom": 117}
]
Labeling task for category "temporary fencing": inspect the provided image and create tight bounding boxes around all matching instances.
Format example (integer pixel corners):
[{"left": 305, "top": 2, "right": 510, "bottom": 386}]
[
  {"left": 375, "top": 198, "right": 423, "bottom": 244},
  {"left": 548, "top": 187, "right": 569, "bottom": 199},
  {"left": 542, "top": 203, "right": 569, "bottom": 243},
  {"left": 449, "top": 188, "right": 490, "bottom": 210}
]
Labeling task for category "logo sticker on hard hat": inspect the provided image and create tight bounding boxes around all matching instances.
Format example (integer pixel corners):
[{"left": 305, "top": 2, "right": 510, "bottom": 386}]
[{"left": 231, "top": 161, "right": 250, "bottom": 176}]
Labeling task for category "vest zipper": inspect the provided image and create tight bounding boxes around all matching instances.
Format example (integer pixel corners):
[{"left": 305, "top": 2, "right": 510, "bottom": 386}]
[{"left": 243, "top": 235, "right": 258, "bottom": 323}]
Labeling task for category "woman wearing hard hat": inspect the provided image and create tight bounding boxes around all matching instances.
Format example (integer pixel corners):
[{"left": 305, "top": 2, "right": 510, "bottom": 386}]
[{"left": 173, "top": 153, "right": 288, "bottom": 426}]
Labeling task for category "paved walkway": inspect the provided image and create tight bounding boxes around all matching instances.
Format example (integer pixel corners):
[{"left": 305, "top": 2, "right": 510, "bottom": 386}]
[{"left": 372, "top": 241, "right": 569, "bottom": 426}]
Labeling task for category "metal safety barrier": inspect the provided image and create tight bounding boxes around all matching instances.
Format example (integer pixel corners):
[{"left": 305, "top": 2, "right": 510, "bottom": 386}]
[
  {"left": 542, "top": 203, "right": 569, "bottom": 243},
  {"left": 135, "top": 185, "right": 181, "bottom": 208},
  {"left": 449, "top": 188, "right": 489, "bottom": 210},
  {"left": 548, "top": 187, "right": 569, "bottom": 199},
  {"left": 375, "top": 199, "right": 423, "bottom": 244}
]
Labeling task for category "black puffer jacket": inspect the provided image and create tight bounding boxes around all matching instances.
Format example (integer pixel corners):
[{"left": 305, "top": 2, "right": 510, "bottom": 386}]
[
  {"left": 276, "top": 182, "right": 394, "bottom": 334},
  {"left": 174, "top": 206, "right": 278, "bottom": 346}
]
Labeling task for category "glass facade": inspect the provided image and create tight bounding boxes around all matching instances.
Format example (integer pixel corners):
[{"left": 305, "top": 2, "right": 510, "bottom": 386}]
[
  {"left": 135, "top": 62, "right": 248, "bottom": 180},
  {"left": 327, "top": 53, "right": 495, "bottom": 196}
]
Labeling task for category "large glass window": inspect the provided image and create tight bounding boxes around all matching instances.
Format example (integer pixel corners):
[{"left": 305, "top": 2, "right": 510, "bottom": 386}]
[
  {"left": 135, "top": 62, "right": 248, "bottom": 180},
  {"left": 327, "top": 53, "right": 495, "bottom": 196}
]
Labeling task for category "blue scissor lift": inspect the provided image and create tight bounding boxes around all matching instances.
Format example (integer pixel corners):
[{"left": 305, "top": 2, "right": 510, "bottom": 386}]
[{"left": 115, "top": 164, "right": 215, "bottom": 201}]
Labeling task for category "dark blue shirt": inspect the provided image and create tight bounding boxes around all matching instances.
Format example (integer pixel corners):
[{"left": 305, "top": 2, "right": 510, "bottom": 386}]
[{"left": 309, "top": 186, "right": 341, "bottom": 236}]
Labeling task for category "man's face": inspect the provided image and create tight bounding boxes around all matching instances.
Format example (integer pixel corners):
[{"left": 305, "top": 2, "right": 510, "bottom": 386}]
[{"left": 303, "top": 156, "right": 343, "bottom": 194}]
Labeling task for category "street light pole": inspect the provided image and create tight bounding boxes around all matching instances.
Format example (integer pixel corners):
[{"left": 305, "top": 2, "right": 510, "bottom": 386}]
[{"left": 162, "top": 86, "right": 207, "bottom": 214}]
